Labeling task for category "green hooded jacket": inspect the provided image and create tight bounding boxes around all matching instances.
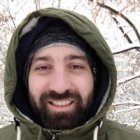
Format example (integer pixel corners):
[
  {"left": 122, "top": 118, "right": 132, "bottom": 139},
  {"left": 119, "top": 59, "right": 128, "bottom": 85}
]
[{"left": 0, "top": 8, "right": 140, "bottom": 140}]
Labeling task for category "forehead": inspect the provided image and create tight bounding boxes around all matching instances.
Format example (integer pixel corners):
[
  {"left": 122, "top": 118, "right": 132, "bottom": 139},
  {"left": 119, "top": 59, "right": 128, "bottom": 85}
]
[{"left": 34, "top": 43, "right": 86, "bottom": 59}]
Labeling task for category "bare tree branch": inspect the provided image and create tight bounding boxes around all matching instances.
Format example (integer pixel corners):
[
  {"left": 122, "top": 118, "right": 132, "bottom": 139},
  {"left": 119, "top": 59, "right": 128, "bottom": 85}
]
[
  {"left": 116, "top": 106, "right": 140, "bottom": 113},
  {"left": 34, "top": 0, "right": 38, "bottom": 10},
  {"left": 113, "top": 46, "right": 140, "bottom": 54},
  {"left": 112, "top": 101, "right": 140, "bottom": 106},
  {"left": 134, "top": 119, "right": 140, "bottom": 128},
  {"left": 0, "top": 1, "right": 16, "bottom": 29},
  {"left": 112, "top": 16, "right": 132, "bottom": 43},
  {"left": 98, "top": 2, "right": 140, "bottom": 43},
  {"left": 7, "top": 10, "right": 16, "bottom": 29},
  {"left": 118, "top": 73, "right": 140, "bottom": 85},
  {"left": 34, "top": 0, "right": 40, "bottom": 10},
  {"left": 73, "top": 0, "right": 81, "bottom": 11},
  {"left": 58, "top": 0, "right": 62, "bottom": 8}
]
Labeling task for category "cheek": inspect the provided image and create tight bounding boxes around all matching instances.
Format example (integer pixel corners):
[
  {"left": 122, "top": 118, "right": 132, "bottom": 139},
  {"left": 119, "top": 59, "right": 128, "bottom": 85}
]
[
  {"left": 73, "top": 74, "right": 94, "bottom": 100},
  {"left": 28, "top": 74, "right": 48, "bottom": 91},
  {"left": 28, "top": 75, "right": 47, "bottom": 105}
]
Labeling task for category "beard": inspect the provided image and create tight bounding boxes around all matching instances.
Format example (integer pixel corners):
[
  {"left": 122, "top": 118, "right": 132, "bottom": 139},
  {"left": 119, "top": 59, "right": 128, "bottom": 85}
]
[{"left": 29, "top": 89, "right": 94, "bottom": 130}]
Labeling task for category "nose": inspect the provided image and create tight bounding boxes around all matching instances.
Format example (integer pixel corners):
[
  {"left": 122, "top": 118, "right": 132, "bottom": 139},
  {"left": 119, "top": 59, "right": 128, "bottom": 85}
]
[{"left": 49, "top": 68, "right": 71, "bottom": 94}]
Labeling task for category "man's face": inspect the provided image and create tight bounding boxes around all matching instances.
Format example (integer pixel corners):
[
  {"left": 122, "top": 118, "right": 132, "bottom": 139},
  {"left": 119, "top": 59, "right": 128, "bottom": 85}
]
[{"left": 28, "top": 43, "right": 94, "bottom": 129}]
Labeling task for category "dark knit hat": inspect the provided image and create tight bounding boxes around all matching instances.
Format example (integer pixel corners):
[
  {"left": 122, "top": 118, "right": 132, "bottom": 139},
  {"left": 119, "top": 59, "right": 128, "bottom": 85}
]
[{"left": 24, "top": 20, "right": 97, "bottom": 85}]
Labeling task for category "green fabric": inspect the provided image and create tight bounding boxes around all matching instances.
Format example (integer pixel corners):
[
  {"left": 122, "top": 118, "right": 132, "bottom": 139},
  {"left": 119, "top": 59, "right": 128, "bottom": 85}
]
[
  {"left": 1, "top": 119, "right": 140, "bottom": 140},
  {"left": 1, "top": 8, "right": 139, "bottom": 140}
]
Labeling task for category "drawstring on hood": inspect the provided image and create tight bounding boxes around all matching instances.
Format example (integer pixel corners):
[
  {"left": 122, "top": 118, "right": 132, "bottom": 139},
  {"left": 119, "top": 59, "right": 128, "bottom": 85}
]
[
  {"left": 14, "top": 118, "right": 21, "bottom": 140},
  {"left": 92, "top": 121, "right": 103, "bottom": 140},
  {"left": 13, "top": 117, "right": 104, "bottom": 140}
]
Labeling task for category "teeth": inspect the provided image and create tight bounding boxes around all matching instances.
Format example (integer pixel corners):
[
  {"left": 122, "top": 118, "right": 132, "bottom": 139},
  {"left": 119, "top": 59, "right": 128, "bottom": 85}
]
[{"left": 51, "top": 100, "right": 72, "bottom": 106}]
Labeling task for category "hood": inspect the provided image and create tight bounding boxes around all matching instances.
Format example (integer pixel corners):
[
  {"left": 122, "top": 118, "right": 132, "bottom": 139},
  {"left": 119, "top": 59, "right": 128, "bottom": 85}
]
[{"left": 4, "top": 8, "right": 117, "bottom": 135}]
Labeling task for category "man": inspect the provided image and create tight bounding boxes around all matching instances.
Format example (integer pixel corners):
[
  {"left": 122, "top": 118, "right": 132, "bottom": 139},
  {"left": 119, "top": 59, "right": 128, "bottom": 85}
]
[{"left": 0, "top": 8, "right": 139, "bottom": 140}]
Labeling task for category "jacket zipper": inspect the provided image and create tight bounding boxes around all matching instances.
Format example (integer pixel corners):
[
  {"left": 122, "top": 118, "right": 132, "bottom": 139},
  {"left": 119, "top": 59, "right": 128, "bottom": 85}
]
[{"left": 51, "top": 132, "right": 60, "bottom": 140}]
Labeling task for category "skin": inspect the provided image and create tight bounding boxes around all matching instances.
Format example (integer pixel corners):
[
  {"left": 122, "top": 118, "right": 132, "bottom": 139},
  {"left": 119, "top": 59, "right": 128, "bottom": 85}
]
[{"left": 28, "top": 43, "right": 94, "bottom": 129}]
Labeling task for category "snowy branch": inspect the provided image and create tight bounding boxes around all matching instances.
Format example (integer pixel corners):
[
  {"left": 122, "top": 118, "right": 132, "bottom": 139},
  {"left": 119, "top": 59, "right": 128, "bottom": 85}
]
[
  {"left": 134, "top": 119, "right": 140, "bottom": 128},
  {"left": 58, "top": 0, "right": 61, "bottom": 8},
  {"left": 118, "top": 72, "right": 140, "bottom": 85},
  {"left": 113, "top": 46, "right": 140, "bottom": 54},
  {"left": 112, "top": 16, "right": 132, "bottom": 43},
  {"left": 0, "top": 1, "right": 16, "bottom": 29},
  {"left": 7, "top": 10, "right": 16, "bottom": 29},
  {"left": 98, "top": 2, "right": 140, "bottom": 43},
  {"left": 34, "top": 0, "right": 38, "bottom": 10},
  {"left": 116, "top": 106, "right": 140, "bottom": 113},
  {"left": 73, "top": 0, "right": 81, "bottom": 11},
  {"left": 112, "top": 101, "right": 140, "bottom": 106}
]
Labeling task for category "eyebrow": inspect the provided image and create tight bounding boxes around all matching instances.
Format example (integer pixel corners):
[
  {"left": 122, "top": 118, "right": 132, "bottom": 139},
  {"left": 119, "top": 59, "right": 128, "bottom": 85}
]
[
  {"left": 32, "top": 54, "right": 88, "bottom": 64},
  {"left": 32, "top": 56, "right": 53, "bottom": 64},
  {"left": 64, "top": 54, "right": 88, "bottom": 62}
]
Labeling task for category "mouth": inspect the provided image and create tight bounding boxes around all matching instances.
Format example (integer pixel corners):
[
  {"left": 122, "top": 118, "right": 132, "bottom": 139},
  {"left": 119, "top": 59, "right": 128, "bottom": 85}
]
[
  {"left": 47, "top": 99, "right": 74, "bottom": 112},
  {"left": 49, "top": 100, "right": 73, "bottom": 106}
]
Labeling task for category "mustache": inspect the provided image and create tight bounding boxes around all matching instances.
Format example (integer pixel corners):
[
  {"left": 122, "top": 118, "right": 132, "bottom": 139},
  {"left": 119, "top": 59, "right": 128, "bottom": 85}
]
[{"left": 40, "top": 90, "right": 81, "bottom": 102}]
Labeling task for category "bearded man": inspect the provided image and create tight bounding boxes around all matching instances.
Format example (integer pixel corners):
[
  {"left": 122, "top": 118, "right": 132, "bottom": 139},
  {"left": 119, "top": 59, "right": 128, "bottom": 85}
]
[{"left": 0, "top": 8, "right": 140, "bottom": 140}]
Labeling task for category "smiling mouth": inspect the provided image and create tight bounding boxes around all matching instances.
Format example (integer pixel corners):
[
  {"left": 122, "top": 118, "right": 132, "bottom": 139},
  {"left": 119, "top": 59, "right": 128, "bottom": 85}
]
[{"left": 48, "top": 100, "right": 73, "bottom": 107}]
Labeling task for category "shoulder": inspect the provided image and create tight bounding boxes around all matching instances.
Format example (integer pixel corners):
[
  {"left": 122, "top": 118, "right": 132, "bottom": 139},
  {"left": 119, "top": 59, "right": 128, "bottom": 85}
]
[
  {"left": 100, "top": 119, "right": 140, "bottom": 140},
  {"left": 0, "top": 124, "right": 16, "bottom": 139}
]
